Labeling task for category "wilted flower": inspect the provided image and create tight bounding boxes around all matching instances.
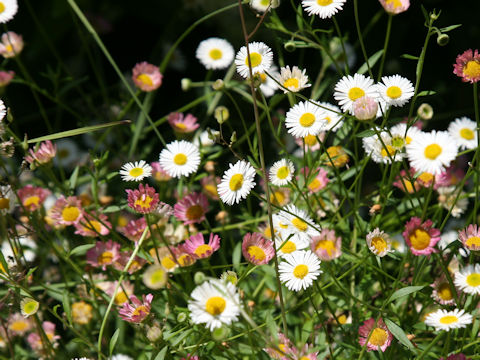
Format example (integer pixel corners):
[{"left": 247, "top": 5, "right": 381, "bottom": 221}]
[{"left": 72, "top": 301, "right": 93, "bottom": 325}]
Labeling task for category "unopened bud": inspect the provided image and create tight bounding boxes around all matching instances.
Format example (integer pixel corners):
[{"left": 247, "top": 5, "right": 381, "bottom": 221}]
[
  {"left": 194, "top": 271, "right": 206, "bottom": 285},
  {"left": 204, "top": 161, "right": 215, "bottom": 173},
  {"left": 353, "top": 96, "right": 378, "bottom": 121},
  {"left": 220, "top": 270, "right": 238, "bottom": 285},
  {"left": 177, "top": 312, "right": 187, "bottom": 323},
  {"left": 417, "top": 103, "right": 433, "bottom": 120},
  {"left": 181, "top": 78, "right": 192, "bottom": 91},
  {"left": 212, "top": 79, "right": 224, "bottom": 91},
  {"left": 214, "top": 106, "right": 229, "bottom": 124},
  {"left": 437, "top": 34, "right": 449, "bottom": 46},
  {"left": 146, "top": 323, "right": 162, "bottom": 343},
  {"left": 215, "top": 210, "right": 229, "bottom": 224},
  {"left": 284, "top": 41, "right": 296, "bottom": 52},
  {"left": 230, "top": 131, "right": 237, "bottom": 144},
  {"left": 212, "top": 326, "right": 230, "bottom": 341}
]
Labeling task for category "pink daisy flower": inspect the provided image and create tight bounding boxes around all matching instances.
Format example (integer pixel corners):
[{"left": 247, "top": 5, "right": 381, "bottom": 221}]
[
  {"left": 126, "top": 183, "right": 159, "bottom": 214},
  {"left": 119, "top": 294, "right": 153, "bottom": 323},
  {"left": 440, "top": 355, "right": 470, "bottom": 360},
  {"left": 122, "top": 217, "right": 149, "bottom": 242},
  {"left": 291, "top": 344, "right": 319, "bottom": 360},
  {"left": 27, "top": 321, "right": 60, "bottom": 354},
  {"left": 393, "top": 168, "right": 419, "bottom": 194},
  {"left": 310, "top": 229, "right": 342, "bottom": 261},
  {"left": 431, "top": 276, "right": 456, "bottom": 305},
  {"left": 0, "top": 32, "right": 24, "bottom": 58},
  {"left": 201, "top": 175, "right": 220, "bottom": 200},
  {"left": 358, "top": 318, "right": 393, "bottom": 352},
  {"left": 113, "top": 251, "right": 147, "bottom": 274},
  {"left": 102, "top": 280, "right": 135, "bottom": 305},
  {"left": 49, "top": 196, "right": 83, "bottom": 226},
  {"left": 132, "top": 62, "right": 162, "bottom": 91},
  {"left": 453, "top": 49, "right": 480, "bottom": 84},
  {"left": 17, "top": 185, "right": 51, "bottom": 212},
  {"left": 182, "top": 233, "right": 220, "bottom": 259},
  {"left": 74, "top": 212, "right": 111, "bottom": 237},
  {"left": 150, "top": 161, "right": 172, "bottom": 181},
  {"left": 263, "top": 333, "right": 293, "bottom": 359},
  {"left": 167, "top": 112, "right": 200, "bottom": 133},
  {"left": 181, "top": 355, "right": 199, "bottom": 360},
  {"left": 8, "top": 313, "right": 33, "bottom": 336},
  {"left": 378, "top": 0, "right": 410, "bottom": 15},
  {"left": 295, "top": 133, "right": 325, "bottom": 152},
  {"left": 242, "top": 232, "right": 275, "bottom": 265},
  {"left": 25, "top": 140, "right": 57, "bottom": 165},
  {"left": 458, "top": 224, "right": 480, "bottom": 251},
  {"left": 0, "top": 70, "right": 14, "bottom": 87},
  {"left": 174, "top": 192, "right": 209, "bottom": 225},
  {"left": 402, "top": 217, "right": 440, "bottom": 256},
  {"left": 305, "top": 167, "right": 329, "bottom": 193},
  {"left": 86, "top": 240, "right": 121, "bottom": 270}
]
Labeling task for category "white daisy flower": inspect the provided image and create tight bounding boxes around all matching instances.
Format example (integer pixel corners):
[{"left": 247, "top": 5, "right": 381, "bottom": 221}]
[
  {"left": 454, "top": 264, "right": 480, "bottom": 295},
  {"left": 0, "top": 185, "right": 14, "bottom": 214},
  {"left": 278, "top": 204, "right": 320, "bottom": 244},
  {"left": 250, "top": 0, "right": 280, "bottom": 12},
  {"left": 275, "top": 235, "right": 309, "bottom": 258},
  {"left": 188, "top": 279, "right": 240, "bottom": 331},
  {"left": 376, "top": 75, "right": 414, "bottom": 107},
  {"left": 54, "top": 139, "right": 83, "bottom": 169},
  {"left": 424, "top": 308, "right": 472, "bottom": 331},
  {"left": 119, "top": 160, "right": 152, "bottom": 182},
  {"left": 142, "top": 264, "right": 167, "bottom": 290},
  {"left": 316, "top": 102, "right": 343, "bottom": 132},
  {"left": 279, "top": 250, "right": 322, "bottom": 291},
  {"left": 438, "top": 230, "right": 469, "bottom": 258},
  {"left": 159, "top": 140, "right": 201, "bottom": 178},
  {"left": 20, "top": 298, "right": 39, "bottom": 318},
  {"left": 285, "top": 100, "right": 327, "bottom": 138},
  {"left": 406, "top": 131, "right": 458, "bottom": 175},
  {"left": 269, "top": 159, "right": 294, "bottom": 186},
  {"left": 366, "top": 228, "right": 392, "bottom": 257},
  {"left": 0, "top": 99, "right": 6, "bottom": 121},
  {"left": 389, "top": 123, "right": 421, "bottom": 150},
  {"left": 0, "top": 0, "right": 18, "bottom": 24},
  {"left": 235, "top": 42, "right": 273, "bottom": 79},
  {"left": 257, "top": 66, "right": 280, "bottom": 97},
  {"left": 362, "top": 131, "right": 404, "bottom": 164},
  {"left": 301, "top": 0, "right": 346, "bottom": 19},
  {"left": 448, "top": 117, "right": 478, "bottom": 150},
  {"left": 278, "top": 65, "right": 311, "bottom": 93},
  {"left": 334, "top": 73, "right": 378, "bottom": 114},
  {"left": 196, "top": 38, "right": 235, "bottom": 70},
  {"left": 217, "top": 160, "right": 256, "bottom": 205}
]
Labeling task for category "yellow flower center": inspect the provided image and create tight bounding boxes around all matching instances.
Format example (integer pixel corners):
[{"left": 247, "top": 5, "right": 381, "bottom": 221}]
[
  {"left": 161, "top": 256, "right": 176, "bottom": 270},
  {"left": 281, "top": 240, "right": 296, "bottom": 253},
  {"left": 5, "top": 44, "right": 12, "bottom": 53},
  {"left": 24, "top": 196, "right": 40, "bottom": 208},
  {"left": 247, "top": 245, "right": 266, "bottom": 261},
  {"left": 439, "top": 315, "right": 458, "bottom": 324},
  {"left": 209, "top": 48, "right": 223, "bottom": 60},
  {"left": 466, "top": 273, "right": 480, "bottom": 287},
  {"left": 186, "top": 204, "right": 204, "bottom": 220},
  {"left": 283, "top": 78, "right": 299, "bottom": 89},
  {"left": 386, "top": 86, "right": 402, "bottom": 99},
  {"left": 229, "top": 174, "right": 244, "bottom": 191},
  {"left": 308, "top": 178, "right": 322, "bottom": 191},
  {"left": 135, "top": 195, "right": 153, "bottom": 209},
  {"left": 194, "top": 244, "right": 213, "bottom": 257},
  {"left": 259, "top": 72, "right": 267, "bottom": 83},
  {"left": 371, "top": 236, "right": 387, "bottom": 253},
  {"left": 409, "top": 229, "right": 431, "bottom": 250},
  {"left": 62, "top": 206, "right": 80, "bottom": 222},
  {"left": 348, "top": 87, "right": 365, "bottom": 101},
  {"left": 460, "top": 128, "right": 474, "bottom": 140},
  {"left": 270, "top": 191, "right": 286, "bottom": 206},
  {"left": 463, "top": 60, "right": 480, "bottom": 80},
  {"left": 260, "top": 0, "right": 270, "bottom": 5},
  {"left": 10, "top": 321, "right": 28, "bottom": 332},
  {"left": 276, "top": 166, "right": 290, "bottom": 180},
  {"left": 304, "top": 134, "right": 318, "bottom": 146},
  {"left": 173, "top": 153, "right": 187, "bottom": 165},
  {"left": 424, "top": 143, "right": 442, "bottom": 160},
  {"left": 0, "top": 3, "right": 5, "bottom": 14},
  {"left": 175, "top": 122, "right": 187, "bottom": 131},
  {"left": 204, "top": 184, "right": 218, "bottom": 197},
  {"left": 317, "top": 0, "right": 333, "bottom": 5},
  {"left": 337, "top": 314, "right": 347, "bottom": 325},
  {"left": 150, "top": 268, "right": 166, "bottom": 284},
  {"left": 0, "top": 197, "right": 9, "bottom": 209},
  {"left": 97, "top": 251, "right": 113, "bottom": 265},
  {"left": 129, "top": 167, "right": 144, "bottom": 177},
  {"left": 293, "top": 264, "right": 309, "bottom": 279},
  {"left": 315, "top": 239, "right": 335, "bottom": 256},
  {"left": 177, "top": 254, "right": 193, "bottom": 267},
  {"left": 137, "top": 74, "right": 153, "bottom": 87},
  {"left": 292, "top": 217, "right": 308, "bottom": 232},
  {"left": 115, "top": 291, "right": 128, "bottom": 305},
  {"left": 381, "top": 145, "right": 396, "bottom": 158},
  {"left": 132, "top": 305, "right": 149, "bottom": 317},
  {"left": 325, "top": 116, "right": 332, "bottom": 124},
  {"left": 437, "top": 283, "right": 453, "bottom": 301},
  {"left": 23, "top": 301, "right": 38, "bottom": 315},
  {"left": 466, "top": 236, "right": 480, "bottom": 248},
  {"left": 205, "top": 296, "right": 226, "bottom": 315},
  {"left": 418, "top": 172, "right": 434, "bottom": 184},
  {"left": 117, "top": 215, "right": 128, "bottom": 228},
  {"left": 369, "top": 328, "right": 388, "bottom": 346},
  {"left": 246, "top": 52, "right": 262, "bottom": 67},
  {"left": 84, "top": 220, "right": 102, "bottom": 234},
  {"left": 299, "top": 112, "right": 315, "bottom": 127}
]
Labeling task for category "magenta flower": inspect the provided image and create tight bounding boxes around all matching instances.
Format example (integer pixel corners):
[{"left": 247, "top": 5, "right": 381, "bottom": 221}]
[
  {"left": 86, "top": 240, "right": 121, "bottom": 270},
  {"left": 378, "top": 0, "right": 410, "bottom": 15},
  {"left": 0, "top": 32, "right": 24, "bottom": 58},
  {"left": 174, "top": 192, "right": 209, "bottom": 225},
  {"left": 182, "top": 233, "right": 220, "bottom": 259},
  {"left": 453, "top": 49, "right": 480, "bottom": 84},
  {"left": 49, "top": 196, "right": 83, "bottom": 226},
  {"left": 458, "top": 224, "right": 480, "bottom": 251},
  {"left": 74, "top": 212, "right": 111, "bottom": 237},
  {"left": 119, "top": 294, "right": 153, "bottom": 323},
  {"left": 122, "top": 217, "right": 149, "bottom": 242},
  {"left": 126, "top": 183, "right": 159, "bottom": 214},
  {"left": 132, "top": 62, "right": 162, "bottom": 91},
  {"left": 242, "top": 232, "right": 274, "bottom": 265},
  {"left": 181, "top": 355, "right": 199, "bottom": 360},
  {"left": 0, "top": 70, "right": 14, "bottom": 86},
  {"left": 17, "top": 185, "right": 51, "bottom": 212},
  {"left": 440, "top": 354, "right": 471, "bottom": 360},
  {"left": 168, "top": 112, "right": 200, "bottom": 134},
  {"left": 358, "top": 318, "right": 393, "bottom": 352},
  {"left": 402, "top": 217, "right": 440, "bottom": 256},
  {"left": 310, "top": 229, "right": 342, "bottom": 261}
]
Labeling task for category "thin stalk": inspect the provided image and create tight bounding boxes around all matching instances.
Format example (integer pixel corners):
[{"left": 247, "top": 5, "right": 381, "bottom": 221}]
[
  {"left": 377, "top": 14, "right": 392, "bottom": 82},
  {"left": 473, "top": 82, "right": 479, "bottom": 220},
  {"left": 353, "top": 0, "right": 373, "bottom": 79}
]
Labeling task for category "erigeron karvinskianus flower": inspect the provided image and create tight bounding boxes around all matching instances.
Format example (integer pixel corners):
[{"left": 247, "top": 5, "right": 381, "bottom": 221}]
[
  {"left": 278, "top": 65, "right": 311, "bottom": 93},
  {"left": 458, "top": 224, "right": 480, "bottom": 251},
  {"left": 72, "top": 301, "right": 93, "bottom": 325},
  {"left": 150, "top": 161, "right": 171, "bottom": 181},
  {"left": 437, "top": 186, "right": 468, "bottom": 218},
  {"left": 257, "top": 65, "right": 280, "bottom": 97},
  {"left": 113, "top": 251, "right": 147, "bottom": 274},
  {"left": 269, "top": 187, "right": 290, "bottom": 207},
  {"left": 188, "top": 279, "right": 240, "bottom": 331},
  {"left": 301, "top": 0, "right": 346, "bottom": 19},
  {"left": 353, "top": 96, "right": 378, "bottom": 121},
  {"left": 0, "top": 70, "right": 14, "bottom": 86},
  {"left": 50, "top": 196, "right": 83, "bottom": 226},
  {"left": 279, "top": 250, "right": 322, "bottom": 291},
  {"left": 0, "top": 0, "right": 18, "bottom": 24},
  {"left": 323, "top": 145, "right": 349, "bottom": 167},
  {"left": 310, "top": 228, "right": 342, "bottom": 261},
  {"left": 25, "top": 140, "right": 57, "bottom": 165},
  {"left": 132, "top": 62, "right": 162, "bottom": 92},
  {"left": 182, "top": 233, "right": 221, "bottom": 259},
  {"left": 285, "top": 100, "right": 327, "bottom": 138},
  {"left": 8, "top": 313, "right": 33, "bottom": 336},
  {"left": 358, "top": 318, "right": 393, "bottom": 352},
  {"left": 20, "top": 298, "right": 39, "bottom": 318},
  {"left": 119, "top": 160, "right": 152, "bottom": 182},
  {"left": 86, "top": 240, "right": 121, "bottom": 270},
  {"left": 242, "top": 232, "right": 275, "bottom": 265},
  {"left": 159, "top": 140, "right": 200, "bottom": 178},
  {"left": 379, "top": 0, "right": 410, "bottom": 14},
  {"left": 196, "top": 37, "right": 234, "bottom": 70},
  {"left": 279, "top": 204, "right": 320, "bottom": 244},
  {"left": 454, "top": 264, "right": 480, "bottom": 295},
  {"left": 431, "top": 276, "right": 456, "bottom": 305},
  {"left": 119, "top": 294, "right": 153, "bottom": 323},
  {"left": 424, "top": 308, "right": 472, "bottom": 331},
  {"left": 174, "top": 192, "right": 209, "bottom": 225},
  {"left": 376, "top": 75, "right": 414, "bottom": 107},
  {"left": 235, "top": 42, "right": 273, "bottom": 79},
  {"left": 74, "top": 211, "right": 111, "bottom": 237},
  {"left": 0, "top": 31, "right": 23, "bottom": 58},
  {"left": 126, "top": 183, "right": 159, "bottom": 214},
  {"left": 217, "top": 160, "right": 256, "bottom": 205},
  {"left": 17, "top": 185, "right": 51, "bottom": 212},
  {"left": 448, "top": 117, "right": 478, "bottom": 150},
  {"left": 366, "top": 228, "right": 393, "bottom": 257},
  {"left": 167, "top": 112, "right": 200, "bottom": 134},
  {"left": 27, "top": 321, "right": 60, "bottom": 355},
  {"left": 402, "top": 217, "right": 440, "bottom": 256},
  {"left": 122, "top": 217, "right": 149, "bottom": 242},
  {"left": 0, "top": 185, "right": 15, "bottom": 214},
  {"left": 334, "top": 73, "right": 378, "bottom": 114},
  {"left": 453, "top": 49, "right": 480, "bottom": 84},
  {"left": 250, "top": 0, "right": 280, "bottom": 12},
  {"left": 317, "top": 102, "right": 343, "bottom": 132},
  {"left": 306, "top": 167, "right": 329, "bottom": 193},
  {"left": 142, "top": 264, "right": 168, "bottom": 290},
  {"left": 269, "top": 159, "right": 294, "bottom": 186},
  {"left": 263, "top": 333, "right": 293, "bottom": 359}
]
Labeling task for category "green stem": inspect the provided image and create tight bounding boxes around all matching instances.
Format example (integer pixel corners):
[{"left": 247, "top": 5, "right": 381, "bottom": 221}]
[
  {"left": 353, "top": 0, "right": 373, "bottom": 79},
  {"left": 473, "top": 82, "right": 479, "bottom": 220},
  {"left": 377, "top": 15, "right": 392, "bottom": 82}
]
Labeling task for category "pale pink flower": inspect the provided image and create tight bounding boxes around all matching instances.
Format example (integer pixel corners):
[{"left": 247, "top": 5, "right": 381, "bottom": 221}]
[
  {"left": 25, "top": 140, "right": 57, "bottom": 165},
  {"left": 150, "top": 161, "right": 171, "bottom": 181},
  {"left": 174, "top": 192, "right": 208, "bottom": 225},
  {"left": 122, "top": 217, "right": 149, "bottom": 242},
  {"left": 0, "top": 32, "right": 24, "bottom": 58},
  {"left": 49, "top": 196, "right": 83, "bottom": 226},
  {"left": 181, "top": 355, "right": 199, "bottom": 360},
  {"left": 353, "top": 96, "right": 378, "bottom": 120},
  {"left": 311, "top": 229, "right": 342, "bottom": 261},
  {"left": 86, "top": 240, "right": 121, "bottom": 270},
  {"left": 295, "top": 133, "right": 325, "bottom": 152},
  {"left": 431, "top": 276, "right": 457, "bottom": 305},
  {"left": 27, "top": 321, "right": 60, "bottom": 354},
  {"left": 263, "top": 333, "right": 293, "bottom": 359},
  {"left": 242, "top": 232, "right": 275, "bottom": 265},
  {"left": 306, "top": 167, "right": 329, "bottom": 193},
  {"left": 8, "top": 313, "right": 33, "bottom": 336},
  {"left": 132, "top": 62, "right": 162, "bottom": 91},
  {"left": 113, "top": 251, "right": 147, "bottom": 274},
  {"left": 17, "top": 185, "right": 51, "bottom": 212},
  {"left": 458, "top": 224, "right": 480, "bottom": 251},
  {"left": 358, "top": 318, "right": 393, "bottom": 352},
  {"left": 126, "top": 183, "right": 159, "bottom": 214},
  {"left": 453, "top": 49, "right": 480, "bottom": 84},
  {"left": 0, "top": 70, "right": 14, "bottom": 86},
  {"left": 440, "top": 354, "right": 471, "bottom": 360},
  {"left": 201, "top": 175, "right": 220, "bottom": 200},
  {"left": 182, "top": 233, "right": 220, "bottom": 259},
  {"left": 402, "top": 217, "right": 440, "bottom": 256},
  {"left": 119, "top": 294, "right": 153, "bottom": 323},
  {"left": 378, "top": 0, "right": 410, "bottom": 15},
  {"left": 168, "top": 112, "right": 200, "bottom": 133},
  {"left": 101, "top": 280, "right": 135, "bottom": 305},
  {"left": 74, "top": 212, "right": 111, "bottom": 237}
]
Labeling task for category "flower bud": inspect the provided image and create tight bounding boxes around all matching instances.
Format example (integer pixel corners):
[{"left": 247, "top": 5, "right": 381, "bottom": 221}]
[
  {"left": 212, "top": 79, "right": 224, "bottom": 91},
  {"left": 194, "top": 271, "right": 206, "bottom": 285},
  {"left": 230, "top": 131, "right": 237, "bottom": 144},
  {"left": 177, "top": 312, "right": 187, "bottom": 323},
  {"left": 181, "top": 78, "right": 192, "bottom": 91},
  {"left": 214, "top": 106, "right": 229, "bottom": 124},
  {"left": 211, "top": 326, "right": 230, "bottom": 340},
  {"left": 220, "top": 270, "right": 238, "bottom": 285},
  {"left": 146, "top": 323, "right": 163, "bottom": 343},
  {"left": 284, "top": 41, "right": 296, "bottom": 53},
  {"left": 436, "top": 33, "right": 449, "bottom": 46},
  {"left": 353, "top": 96, "right": 378, "bottom": 121},
  {"left": 417, "top": 103, "right": 433, "bottom": 120}
]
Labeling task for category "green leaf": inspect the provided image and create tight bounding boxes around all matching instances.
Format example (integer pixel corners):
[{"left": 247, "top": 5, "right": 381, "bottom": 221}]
[
  {"left": 417, "top": 90, "right": 436, "bottom": 97},
  {"left": 68, "top": 166, "right": 80, "bottom": 190},
  {"left": 355, "top": 129, "right": 376, "bottom": 138},
  {"left": 68, "top": 244, "right": 95, "bottom": 258},
  {"left": 385, "top": 318, "right": 415, "bottom": 350},
  {"left": 109, "top": 328, "right": 120, "bottom": 356},
  {"left": 153, "top": 347, "right": 168, "bottom": 360},
  {"left": 388, "top": 285, "right": 424, "bottom": 304},
  {"left": 232, "top": 241, "right": 242, "bottom": 270},
  {"left": 62, "top": 290, "right": 72, "bottom": 324},
  {"left": 102, "top": 205, "right": 124, "bottom": 213},
  {"left": 401, "top": 54, "right": 419, "bottom": 60},
  {"left": 27, "top": 120, "right": 131, "bottom": 143},
  {"left": 357, "top": 50, "right": 384, "bottom": 75},
  {"left": 439, "top": 24, "right": 462, "bottom": 33}
]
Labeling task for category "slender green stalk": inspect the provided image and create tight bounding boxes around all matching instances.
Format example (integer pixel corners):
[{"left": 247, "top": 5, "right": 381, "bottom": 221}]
[
  {"left": 353, "top": 0, "right": 373, "bottom": 79},
  {"left": 377, "top": 14, "right": 393, "bottom": 81},
  {"left": 473, "top": 82, "right": 479, "bottom": 220}
]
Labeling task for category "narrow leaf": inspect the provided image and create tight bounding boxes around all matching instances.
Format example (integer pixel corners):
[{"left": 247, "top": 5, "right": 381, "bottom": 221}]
[
  {"left": 385, "top": 318, "right": 415, "bottom": 350},
  {"left": 388, "top": 285, "right": 424, "bottom": 304},
  {"left": 109, "top": 328, "right": 120, "bottom": 356},
  {"left": 68, "top": 244, "right": 95, "bottom": 258},
  {"left": 153, "top": 347, "right": 168, "bottom": 360},
  {"left": 68, "top": 166, "right": 80, "bottom": 190},
  {"left": 417, "top": 90, "right": 436, "bottom": 97},
  {"left": 355, "top": 129, "right": 376, "bottom": 138},
  {"left": 357, "top": 50, "right": 384, "bottom": 75},
  {"left": 62, "top": 290, "right": 72, "bottom": 324},
  {"left": 401, "top": 54, "right": 419, "bottom": 60},
  {"left": 439, "top": 24, "right": 462, "bottom": 33}
]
